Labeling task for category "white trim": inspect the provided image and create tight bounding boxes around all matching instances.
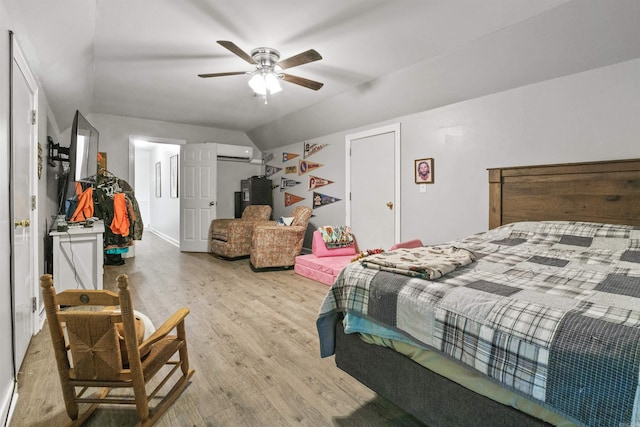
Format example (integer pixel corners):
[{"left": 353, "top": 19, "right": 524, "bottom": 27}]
[
  {"left": 345, "top": 123, "right": 401, "bottom": 244},
  {"left": 147, "top": 227, "right": 180, "bottom": 247},
  {"left": 1, "top": 381, "right": 18, "bottom": 426}
]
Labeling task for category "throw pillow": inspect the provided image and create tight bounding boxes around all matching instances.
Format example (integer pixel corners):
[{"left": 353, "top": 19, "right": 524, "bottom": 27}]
[{"left": 276, "top": 216, "right": 295, "bottom": 226}]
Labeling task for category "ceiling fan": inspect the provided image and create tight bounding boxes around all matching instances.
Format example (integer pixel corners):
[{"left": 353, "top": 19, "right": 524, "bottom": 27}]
[{"left": 198, "top": 41, "right": 324, "bottom": 99}]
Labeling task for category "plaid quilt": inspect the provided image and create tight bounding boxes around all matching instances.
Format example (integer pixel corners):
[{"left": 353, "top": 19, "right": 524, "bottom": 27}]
[{"left": 316, "top": 221, "right": 640, "bottom": 427}]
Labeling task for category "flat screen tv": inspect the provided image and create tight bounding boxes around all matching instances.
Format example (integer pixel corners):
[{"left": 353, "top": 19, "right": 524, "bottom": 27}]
[
  {"left": 69, "top": 110, "right": 99, "bottom": 183},
  {"left": 59, "top": 110, "right": 100, "bottom": 218}
]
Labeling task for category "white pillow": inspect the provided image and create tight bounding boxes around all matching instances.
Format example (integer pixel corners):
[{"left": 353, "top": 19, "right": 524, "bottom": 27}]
[{"left": 277, "top": 216, "right": 295, "bottom": 226}]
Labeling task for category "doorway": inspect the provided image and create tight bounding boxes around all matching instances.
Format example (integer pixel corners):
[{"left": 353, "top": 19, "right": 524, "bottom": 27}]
[
  {"left": 346, "top": 123, "right": 400, "bottom": 250},
  {"left": 129, "top": 136, "right": 184, "bottom": 247}
]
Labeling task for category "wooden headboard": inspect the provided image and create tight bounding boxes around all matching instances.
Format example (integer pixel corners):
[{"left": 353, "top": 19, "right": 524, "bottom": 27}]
[{"left": 488, "top": 158, "right": 640, "bottom": 229}]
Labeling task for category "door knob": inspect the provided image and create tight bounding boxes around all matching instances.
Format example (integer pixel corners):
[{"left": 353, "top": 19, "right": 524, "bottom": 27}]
[
  {"left": 14, "top": 219, "right": 31, "bottom": 227},
  {"left": 209, "top": 201, "right": 216, "bottom": 206},
  {"left": 386, "top": 202, "right": 393, "bottom": 209}
]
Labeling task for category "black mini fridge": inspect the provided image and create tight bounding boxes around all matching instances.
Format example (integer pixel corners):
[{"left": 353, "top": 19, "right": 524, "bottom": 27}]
[{"left": 239, "top": 176, "right": 273, "bottom": 216}]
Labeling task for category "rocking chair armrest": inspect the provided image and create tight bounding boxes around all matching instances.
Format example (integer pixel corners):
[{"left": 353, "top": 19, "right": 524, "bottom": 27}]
[{"left": 138, "top": 307, "right": 190, "bottom": 354}]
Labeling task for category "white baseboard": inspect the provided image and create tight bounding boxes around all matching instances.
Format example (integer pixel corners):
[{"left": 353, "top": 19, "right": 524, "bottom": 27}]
[
  {"left": 1, "top": 381, "right": 18, "bottom": 427},
  {"left": 147, "top": 227, "right": 179, "bottom": 247}
]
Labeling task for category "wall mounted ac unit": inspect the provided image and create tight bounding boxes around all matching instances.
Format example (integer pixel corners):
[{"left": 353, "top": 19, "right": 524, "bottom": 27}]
[{"left": 216, "top": 144, "right": 253, "bottom": 161}]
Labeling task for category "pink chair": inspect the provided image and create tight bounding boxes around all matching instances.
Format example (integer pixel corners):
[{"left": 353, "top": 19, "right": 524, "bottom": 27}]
[{"left": 294, "top": 229, "right": 358, "bottom": 286}]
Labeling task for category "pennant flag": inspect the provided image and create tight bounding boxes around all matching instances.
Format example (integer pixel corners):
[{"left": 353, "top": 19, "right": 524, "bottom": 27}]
[
  {"left": 284, "top": 192, "right": 305, "bottom": 207},
  {"left": 298, "top": 160, "right": 323, "bottom": 175},
  {"left": 303, "top": 143, "right": 328, "bottom": 158},
  {"left": 280, "top": 177, "right": 302, "bottom": 192},
  {"left": 265, "top": 165, "right": 282, "bottom": 177},
  {"left": 283, "top": 152, "right": 299, "bottom": 162},
  {"left": 263, "top": 152, "right": 274, "bottom": 163},
  {"left": 308, "top": 175, "right": 334, "bottom": 191},
  {"left": 312, "top": 192, "right": 341, "bottom": 209},
  {"left": 285, "top": 166, "right": 297, "bottom": 174}
]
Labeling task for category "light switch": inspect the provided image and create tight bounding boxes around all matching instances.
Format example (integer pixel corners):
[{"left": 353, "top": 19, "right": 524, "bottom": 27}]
[{"left": 419, "top": 184, "right": 427, "bottom": 193}]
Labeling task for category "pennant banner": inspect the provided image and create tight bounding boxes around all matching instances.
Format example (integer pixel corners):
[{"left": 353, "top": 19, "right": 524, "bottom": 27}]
[
  {"left": 265, "top": 165, "right": 282, "bottom": 177},
  {"left": 283, "top": 152, "right": 299, "bottom": 162},
  {"left": 298, "top": 160, "right": 323, "bottom": 175},
  {"left": 285, "top": 166, "right": 297, "bottom": 174},
  {"left": 284, "top": 192, "right": 305, "bottom": 207},
  {"left": 308, "top": 175, "right": 333, "bottom": 191},
  {"left": 280, "top": 177, "right": 302, "bottom": 192},
  {"left": 303, "top": 143, "right": 328, "bottom": 158},
  {"left": 263, "top": 152, "right": 274, "bottom": 163},
  {"left": 312, "top": 192, "right": 341, "bottom": 209}
]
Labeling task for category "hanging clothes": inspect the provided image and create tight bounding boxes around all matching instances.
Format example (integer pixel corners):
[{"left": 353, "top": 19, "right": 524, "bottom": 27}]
[
  {"left": 70, "top": 186, "right": 94, "bottom": 222},
  {"left": 110, "top": 192, "right": 130, "bottom": 237}
]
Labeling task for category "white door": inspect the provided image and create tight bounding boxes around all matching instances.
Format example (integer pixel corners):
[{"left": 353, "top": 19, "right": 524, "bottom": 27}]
[
  {"left": 346, "top": 124, "right": 400, "bottom": 250},
  {"left": 11, "top": 35, "right": 38, "bottom": 372},
  {"left": 180, "top": 143, "right": 217, "bottom": 252}
]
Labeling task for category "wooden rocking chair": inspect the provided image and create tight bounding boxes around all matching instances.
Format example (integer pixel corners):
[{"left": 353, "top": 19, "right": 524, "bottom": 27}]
[{"left": 40, "top": 273, "right": 195, "bottom": 426}]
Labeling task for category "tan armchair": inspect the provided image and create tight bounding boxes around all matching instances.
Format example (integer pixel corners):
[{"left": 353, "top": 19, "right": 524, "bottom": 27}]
[
  {"left": 250, "top": 206, "right": 313, "bottom": 270},
  {"left": 210, "top": 205, "right": 273, "bottom": 259}
]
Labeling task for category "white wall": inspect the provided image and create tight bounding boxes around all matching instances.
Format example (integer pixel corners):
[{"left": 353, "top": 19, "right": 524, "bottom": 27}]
[
  {"left": 266, "top": 59, "right": 640, "bottom": 248},
  {"left": 148, "top": 144, "right": 180, "bottom": 244},
  {"left": 398, "top": 58, "right": 639, "bottom": 244}
]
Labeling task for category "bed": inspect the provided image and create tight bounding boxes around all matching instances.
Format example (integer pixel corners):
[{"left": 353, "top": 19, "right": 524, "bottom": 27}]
[{"left": 317, "top": 158, "right": 640, "bottom": 427}]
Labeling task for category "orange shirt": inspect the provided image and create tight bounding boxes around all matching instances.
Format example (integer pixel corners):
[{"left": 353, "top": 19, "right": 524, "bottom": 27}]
[{"left": 110, "top": 193, "right": 130, "bottom": 237}]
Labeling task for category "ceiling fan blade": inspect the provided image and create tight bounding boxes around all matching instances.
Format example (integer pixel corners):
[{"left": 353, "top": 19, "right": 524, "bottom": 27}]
[
  {"left": 278, "top": 49, "right": 322, "bottom": 70},
  {"left": 217, "top": 40, "right": 257, "bottom": 65},
  {"left": 198, "top": 71, "right": 247, "bottom": 78},
  {"left": 282, "top": 74, "right": 324, "bottom": 91}
]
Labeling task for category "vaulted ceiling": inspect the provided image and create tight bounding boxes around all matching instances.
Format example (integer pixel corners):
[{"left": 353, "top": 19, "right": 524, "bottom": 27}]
[{"left": 5, "top": 1, "right": 640, "bottom": 151}]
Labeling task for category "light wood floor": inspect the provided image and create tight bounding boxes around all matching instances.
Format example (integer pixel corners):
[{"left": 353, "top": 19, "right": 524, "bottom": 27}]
[{"left": 10, "top": 232, "right": 425, "bottom": 426}]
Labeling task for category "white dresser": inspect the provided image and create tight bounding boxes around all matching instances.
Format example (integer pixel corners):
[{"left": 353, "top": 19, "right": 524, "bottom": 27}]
[{"left": 50, "top": 221, "right": 104, "bottom": 291}]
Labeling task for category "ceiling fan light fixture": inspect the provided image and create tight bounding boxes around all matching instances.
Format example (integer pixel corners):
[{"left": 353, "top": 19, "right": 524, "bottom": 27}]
[
  {"left": 200, "top": 41, "right": 324, "bottom": 95},
  {"left": 265, "top": 72, "right": 282, "bottom": 94},
  {"left": 248, "top": 71, "right": 282, "bottom": 96},
  {"left": 248, "top": 73, "right": 267, "bottom": 95}
]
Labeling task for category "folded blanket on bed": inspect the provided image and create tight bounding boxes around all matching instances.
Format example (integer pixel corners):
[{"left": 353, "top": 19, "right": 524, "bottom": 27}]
[{"left": 360, "top": 245, "right": 476, "bottom": 279}]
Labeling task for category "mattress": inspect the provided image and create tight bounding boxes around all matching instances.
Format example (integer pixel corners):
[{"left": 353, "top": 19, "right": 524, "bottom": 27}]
[{"left": 294, "top": 253, "right": 353, "bottom": 286}]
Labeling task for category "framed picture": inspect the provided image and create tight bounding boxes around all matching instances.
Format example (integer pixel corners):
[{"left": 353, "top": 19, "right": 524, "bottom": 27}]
[
  {"left": 170, "top": 155, "right": 178, "bottom": 198},
  {"left": 155, "top": 161, "right": 161, "bottom": 197},
  {"left": 414, "top": 158, "right": 434, "bottom": 184}
]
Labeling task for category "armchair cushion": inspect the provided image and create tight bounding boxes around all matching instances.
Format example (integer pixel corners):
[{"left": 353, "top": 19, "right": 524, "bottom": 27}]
[{"left": 241, "top": 204, "right": 272, "bottom": 221}]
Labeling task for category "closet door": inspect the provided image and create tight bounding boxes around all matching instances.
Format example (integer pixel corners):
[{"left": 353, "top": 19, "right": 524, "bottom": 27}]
[
  {"left": 346, "top": 124, "right": 400, "bottom": 250},
  {"left": 179, "top": 143, "right": 217, "bottom": 252}
]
